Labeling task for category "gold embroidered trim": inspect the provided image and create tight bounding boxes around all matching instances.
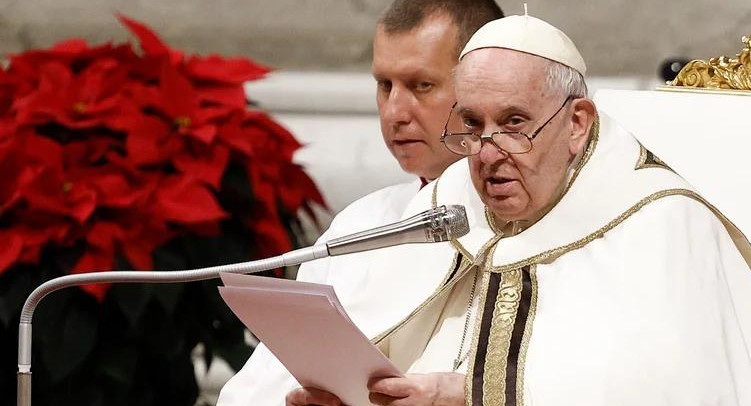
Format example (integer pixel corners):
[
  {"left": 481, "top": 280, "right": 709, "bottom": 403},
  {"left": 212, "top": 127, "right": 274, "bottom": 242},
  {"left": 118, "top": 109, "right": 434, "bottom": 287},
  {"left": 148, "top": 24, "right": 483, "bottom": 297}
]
[
  {"left": 561, "top": 114, "right": 600, "bottom": 197},
  {"left": 464, "top": 246, "right": 496, "bottom": 406},
  {"left": 489, "top": 189, "right": 724, "bottom": 273},
  {"left": 453, "top": 238, "right": 474, "bottom": 262},
  {"left": 483, "top": 268, "right": 523, "bottom": 406},
  {"left": 681, "top": 192, "right": 751, "bottom": 267},
  {"left": 371, "top": 220, "right": 506, "bottom": 348},
  {"left": 431, "top": 172, "right": 440, "bottom": 208},
  {"left": 635, "top": 143, "right": 672, "bottom": 171},
  {"left": 485, "top": 205, "right": 503, "bottom": 235},
  {"left": 370, "top": 252, "right": 470, "bottom": 346},
  {"left": 438, "top": 250, "right": 462, "bottom": 288},
  {"left": 516, "top": 265, "right": 538, "bottom": 406},
  {"left": 370, "top": 199, "right": 530, "bottom": 348},
  {"left": 431, "top": 173, "right": 476, "bottom": 261}
]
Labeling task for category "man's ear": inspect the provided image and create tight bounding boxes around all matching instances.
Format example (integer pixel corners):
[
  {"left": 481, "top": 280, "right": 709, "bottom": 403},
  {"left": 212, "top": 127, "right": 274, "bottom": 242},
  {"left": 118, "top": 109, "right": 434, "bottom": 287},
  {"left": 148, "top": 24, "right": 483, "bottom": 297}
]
[{"left": 568, "top": 98, "right": 597, "bottom": 155}]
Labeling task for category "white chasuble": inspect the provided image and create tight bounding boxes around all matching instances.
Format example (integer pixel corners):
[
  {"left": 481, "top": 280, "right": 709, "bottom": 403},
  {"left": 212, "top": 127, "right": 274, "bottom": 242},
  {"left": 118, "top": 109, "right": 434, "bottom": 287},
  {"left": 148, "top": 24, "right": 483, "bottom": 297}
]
[{"left": 377, "top": 112, "right": 751, "bottom": 406}]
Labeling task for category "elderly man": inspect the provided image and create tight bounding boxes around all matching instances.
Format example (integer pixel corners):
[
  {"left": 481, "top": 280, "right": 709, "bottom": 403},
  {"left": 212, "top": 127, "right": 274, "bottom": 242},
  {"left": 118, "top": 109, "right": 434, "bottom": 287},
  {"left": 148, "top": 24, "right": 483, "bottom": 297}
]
[
  {"left": 217, "top": 1, "right": 503, "bottom": 405},
  {"left": 293, "top": 14, "right": 751, "bottom": 406}
]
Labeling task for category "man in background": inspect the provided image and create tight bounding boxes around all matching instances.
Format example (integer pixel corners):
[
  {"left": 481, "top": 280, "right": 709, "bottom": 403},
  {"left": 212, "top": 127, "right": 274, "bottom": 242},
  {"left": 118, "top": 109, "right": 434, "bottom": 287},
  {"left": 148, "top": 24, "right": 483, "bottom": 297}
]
[{"left": 217, "top": 1, "right": 504, "bottom": 405}]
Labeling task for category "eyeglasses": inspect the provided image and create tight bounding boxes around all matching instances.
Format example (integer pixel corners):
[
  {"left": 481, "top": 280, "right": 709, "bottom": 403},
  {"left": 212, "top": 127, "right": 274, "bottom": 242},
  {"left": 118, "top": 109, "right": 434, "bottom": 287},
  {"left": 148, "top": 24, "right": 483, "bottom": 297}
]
[{"left": 440, "top": 96, "right": 573, "bottom": 156}]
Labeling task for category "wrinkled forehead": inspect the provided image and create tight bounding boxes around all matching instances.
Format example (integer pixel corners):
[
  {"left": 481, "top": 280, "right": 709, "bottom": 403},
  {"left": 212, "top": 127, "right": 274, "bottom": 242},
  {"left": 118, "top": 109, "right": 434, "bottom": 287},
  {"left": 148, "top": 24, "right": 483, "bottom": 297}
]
[{"left": 454, "top": 48, "right": 551, "bottom": 108}]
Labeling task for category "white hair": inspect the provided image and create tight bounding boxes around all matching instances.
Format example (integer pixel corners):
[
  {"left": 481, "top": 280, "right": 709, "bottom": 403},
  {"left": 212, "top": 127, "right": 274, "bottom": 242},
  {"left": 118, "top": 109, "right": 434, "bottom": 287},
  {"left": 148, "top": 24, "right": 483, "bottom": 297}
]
[{"left": 545, "top": 60, "right": 588, "bottom": 98}]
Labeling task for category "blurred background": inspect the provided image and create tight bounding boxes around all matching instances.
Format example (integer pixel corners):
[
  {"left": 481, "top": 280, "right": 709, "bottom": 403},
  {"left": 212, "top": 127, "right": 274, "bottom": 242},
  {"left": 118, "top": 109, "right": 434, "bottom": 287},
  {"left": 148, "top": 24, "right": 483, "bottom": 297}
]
[
  {"left": 1, "top": 0, "right": 749, "bottom": 75},
  {"left": 1, "top": 0, "right": 749, "bottom": 217},
  {"left": 1, "top": 0, "right": 749, "bottom": 405}
]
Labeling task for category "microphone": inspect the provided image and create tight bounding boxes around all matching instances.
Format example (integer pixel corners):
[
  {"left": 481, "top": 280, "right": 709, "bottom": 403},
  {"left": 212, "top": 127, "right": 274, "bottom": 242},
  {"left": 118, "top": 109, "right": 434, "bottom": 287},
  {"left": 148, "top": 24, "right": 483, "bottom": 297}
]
[
  {"left": 16, "top": 204, "right": 468, "bottom": 406},
  {"left": 327, "top": 204, "right": 469, "bottom": 255}
]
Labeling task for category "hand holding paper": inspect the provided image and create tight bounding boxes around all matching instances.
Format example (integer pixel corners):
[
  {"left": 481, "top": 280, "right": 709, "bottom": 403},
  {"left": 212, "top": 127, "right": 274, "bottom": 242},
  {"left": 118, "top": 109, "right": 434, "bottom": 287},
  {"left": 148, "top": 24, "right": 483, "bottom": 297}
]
[{"left": 218, "top": 273, "right": 403, "bottom": 406}]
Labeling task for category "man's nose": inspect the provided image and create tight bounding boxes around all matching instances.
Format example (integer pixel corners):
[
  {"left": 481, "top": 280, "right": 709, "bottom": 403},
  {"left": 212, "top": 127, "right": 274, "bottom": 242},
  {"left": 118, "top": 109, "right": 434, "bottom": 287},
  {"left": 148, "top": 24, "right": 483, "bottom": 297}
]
[
  {"left": 478, "top": 135, "right": 509, "bottom": 163},
  {"left": 382, "top": 86, "right": 413, "bottom": 126}
]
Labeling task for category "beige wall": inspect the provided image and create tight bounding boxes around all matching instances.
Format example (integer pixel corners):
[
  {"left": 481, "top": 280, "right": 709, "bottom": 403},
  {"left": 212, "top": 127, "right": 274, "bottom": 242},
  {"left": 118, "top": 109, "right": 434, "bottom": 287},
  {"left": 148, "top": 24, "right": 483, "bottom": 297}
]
[{"left": 1, "top": 0, "right": 749, "bottom": 77}]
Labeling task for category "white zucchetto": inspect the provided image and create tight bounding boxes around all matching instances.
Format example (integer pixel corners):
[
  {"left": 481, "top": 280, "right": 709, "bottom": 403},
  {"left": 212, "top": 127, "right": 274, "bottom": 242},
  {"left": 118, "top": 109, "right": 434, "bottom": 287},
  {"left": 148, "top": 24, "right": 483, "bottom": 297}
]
[{"left": 460, "top": 15, "right": 587, "bottom": 77}]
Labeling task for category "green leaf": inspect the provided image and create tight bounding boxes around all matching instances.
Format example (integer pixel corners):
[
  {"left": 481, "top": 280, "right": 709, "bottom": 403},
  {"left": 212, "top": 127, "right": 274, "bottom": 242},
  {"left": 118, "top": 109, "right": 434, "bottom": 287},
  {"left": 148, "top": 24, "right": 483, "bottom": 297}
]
[
  {"left": 216, "top": 340, "right": 253, "bottom": 372},
  {"left": 154, "top": 283, "right": 183, "bottom": 317},
  {"left": 0, "top": 267, "right": 33, "bottom": 327},
  {"left": 152, "top": 243, "right": 190, "bottom": 270},
  {"left": 41, "top": 305, "right": 98, "bottom": 383},
  {"left": 34, "top": 289, "right": 73, "bottom": 346},
  {"left": 111, "top": 284, "right": 154, "bottom": 328},
  {"left": 99, "top": 344, "right": 138, "bottom": 387}
]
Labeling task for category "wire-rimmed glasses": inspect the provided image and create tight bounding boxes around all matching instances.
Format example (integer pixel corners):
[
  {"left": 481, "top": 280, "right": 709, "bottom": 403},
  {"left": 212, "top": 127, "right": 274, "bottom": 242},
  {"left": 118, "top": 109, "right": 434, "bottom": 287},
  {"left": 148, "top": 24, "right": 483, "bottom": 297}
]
[{"left": 440, "top": 96, "right": 573, "bottom": 156}]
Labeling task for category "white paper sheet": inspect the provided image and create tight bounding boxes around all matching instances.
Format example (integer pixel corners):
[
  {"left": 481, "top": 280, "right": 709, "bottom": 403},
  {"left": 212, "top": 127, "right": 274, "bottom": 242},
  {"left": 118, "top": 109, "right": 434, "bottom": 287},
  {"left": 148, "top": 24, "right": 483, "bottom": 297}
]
[{"left": 218, "top": 273, "right": 403, "bottom": 406}]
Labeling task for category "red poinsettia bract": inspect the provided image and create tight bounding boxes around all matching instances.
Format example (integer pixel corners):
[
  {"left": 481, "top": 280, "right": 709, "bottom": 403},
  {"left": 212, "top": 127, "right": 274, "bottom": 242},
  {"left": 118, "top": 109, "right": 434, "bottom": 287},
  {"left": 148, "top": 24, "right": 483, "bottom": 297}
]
[{"left": 0, "top": 15, "right": 325, "bottom": 301}]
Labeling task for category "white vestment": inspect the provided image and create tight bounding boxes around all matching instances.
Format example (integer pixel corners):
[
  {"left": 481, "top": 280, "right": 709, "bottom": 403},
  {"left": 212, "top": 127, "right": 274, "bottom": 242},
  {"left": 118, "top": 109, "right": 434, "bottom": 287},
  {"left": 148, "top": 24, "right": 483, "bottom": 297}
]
[
  {"left": 372, "top": 113, "right": 751, "bottom": 406},
  {"left": 219, "top": 112, "right": 751, "bottom": 406},
  {"left": 216, "top": 179, "right": 422, "bottom": 406}
]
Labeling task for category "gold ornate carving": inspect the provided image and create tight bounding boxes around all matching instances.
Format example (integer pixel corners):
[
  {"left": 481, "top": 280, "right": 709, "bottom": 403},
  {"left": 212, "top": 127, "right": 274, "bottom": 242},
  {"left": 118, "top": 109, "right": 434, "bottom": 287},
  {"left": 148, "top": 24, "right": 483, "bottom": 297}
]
[{"left": 668, "top": 35, "right": 751, "bottom": 91}]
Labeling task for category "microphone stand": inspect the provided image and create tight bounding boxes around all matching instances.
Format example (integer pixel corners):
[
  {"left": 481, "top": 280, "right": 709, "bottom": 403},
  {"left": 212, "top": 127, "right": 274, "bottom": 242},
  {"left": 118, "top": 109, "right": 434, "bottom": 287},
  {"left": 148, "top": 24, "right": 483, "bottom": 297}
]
[
  {"left": 16, "top": 204, "right": 467, "bottom": 406},
  {"left": 16, "top": 244, "right": 329, "bottom": 406}
]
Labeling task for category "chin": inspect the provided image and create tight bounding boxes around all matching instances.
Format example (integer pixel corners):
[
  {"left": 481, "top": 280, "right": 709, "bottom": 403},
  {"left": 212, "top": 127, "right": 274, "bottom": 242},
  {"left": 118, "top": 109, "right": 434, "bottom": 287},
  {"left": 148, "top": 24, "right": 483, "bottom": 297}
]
[
  {"left": 397, "top": 161, "right": 419, "bottom": 176},
  {"left": 485, "top": 198, "right": 528, "bottom": 222},
  {"left": 398, "top": 160, "right": 431, "bottom": 178}
]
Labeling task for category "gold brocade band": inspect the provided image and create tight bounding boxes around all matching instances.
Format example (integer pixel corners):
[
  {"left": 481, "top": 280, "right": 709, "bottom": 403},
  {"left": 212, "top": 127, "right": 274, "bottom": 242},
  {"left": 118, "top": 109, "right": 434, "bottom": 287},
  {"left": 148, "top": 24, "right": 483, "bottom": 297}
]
[
  {"left": 467, "top": 264, "right": 534, "bottom": 406},
  {"left": 482, "top": 268, "right": 522, "bottom": 406},
  {"left": 515, "top": 266, "right": 538, "bottom": 405}
]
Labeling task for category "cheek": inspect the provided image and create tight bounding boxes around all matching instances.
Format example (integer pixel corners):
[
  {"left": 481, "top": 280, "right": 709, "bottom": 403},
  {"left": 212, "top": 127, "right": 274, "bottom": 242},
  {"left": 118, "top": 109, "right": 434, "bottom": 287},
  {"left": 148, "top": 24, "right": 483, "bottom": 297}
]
[
  {"left": 420, "top": 92, "right": 455, "bottom": 132},
  {"left": 378, "top": 113, "right": 392, "bottom": 140},
  {"left": 520, "top": 145, "right": 571, "bottom": 204},
  {"left": 468, "top": 157, "right": 484, "bottom": 191}
]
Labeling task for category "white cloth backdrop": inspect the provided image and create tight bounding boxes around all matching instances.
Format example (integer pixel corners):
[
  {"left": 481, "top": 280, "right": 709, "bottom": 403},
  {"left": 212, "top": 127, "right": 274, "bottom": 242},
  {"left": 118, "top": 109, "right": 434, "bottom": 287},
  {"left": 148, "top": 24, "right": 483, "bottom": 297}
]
[{"left": 593, "top": 89, "right": 751, "bottom": 238}]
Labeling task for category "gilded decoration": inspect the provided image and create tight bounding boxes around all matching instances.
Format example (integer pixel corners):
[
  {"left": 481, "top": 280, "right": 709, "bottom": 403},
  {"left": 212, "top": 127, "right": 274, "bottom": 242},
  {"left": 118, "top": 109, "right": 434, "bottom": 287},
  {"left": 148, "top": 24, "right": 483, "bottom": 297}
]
[{"left": 667, "top": 35, "right": 751, "bottom": 91}]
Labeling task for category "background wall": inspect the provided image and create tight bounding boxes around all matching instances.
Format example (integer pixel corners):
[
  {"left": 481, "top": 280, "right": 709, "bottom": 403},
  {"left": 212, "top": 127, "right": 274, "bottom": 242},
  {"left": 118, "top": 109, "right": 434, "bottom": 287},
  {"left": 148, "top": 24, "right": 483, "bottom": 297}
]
[{"left": 1, "top": 0, "right": 750, "bottom": 77}]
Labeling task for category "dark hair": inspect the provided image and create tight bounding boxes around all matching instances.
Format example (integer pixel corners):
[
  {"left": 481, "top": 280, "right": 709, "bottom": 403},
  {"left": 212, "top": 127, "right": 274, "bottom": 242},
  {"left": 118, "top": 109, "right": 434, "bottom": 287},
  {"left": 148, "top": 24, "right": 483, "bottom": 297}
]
[{"left": 379, "top": 0, "right": 504, "bottom": 55}]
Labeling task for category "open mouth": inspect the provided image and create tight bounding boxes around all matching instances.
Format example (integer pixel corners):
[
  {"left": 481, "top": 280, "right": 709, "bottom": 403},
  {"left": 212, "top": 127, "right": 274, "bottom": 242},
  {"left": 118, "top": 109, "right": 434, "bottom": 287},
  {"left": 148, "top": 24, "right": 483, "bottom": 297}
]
[
  {"left": 488, "top": 176, "right": 514, "bottom": 184},
  {"left": 393, "top": 139, "right": 421, "bottom": 145},
  {"left": 485, "top": 176, "right": 516, "bottom": 196}
]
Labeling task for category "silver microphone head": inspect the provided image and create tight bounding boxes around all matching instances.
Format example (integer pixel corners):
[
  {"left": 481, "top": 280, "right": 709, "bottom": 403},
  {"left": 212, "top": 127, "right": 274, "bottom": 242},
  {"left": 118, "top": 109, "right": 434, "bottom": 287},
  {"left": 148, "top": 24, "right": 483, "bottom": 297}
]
[
  {"left": 427, "top": 205, "right": 469, "bottom": 242},
  {"left": 445, "top": 205, "right": 470, "bottom": 238}
]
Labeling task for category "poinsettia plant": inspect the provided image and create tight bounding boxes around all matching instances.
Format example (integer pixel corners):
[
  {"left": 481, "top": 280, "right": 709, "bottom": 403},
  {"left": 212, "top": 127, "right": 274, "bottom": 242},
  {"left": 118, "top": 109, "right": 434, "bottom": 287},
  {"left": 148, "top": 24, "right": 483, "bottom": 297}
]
[{"left": 0, "top": 15, "right": 324, "bottom": 406}]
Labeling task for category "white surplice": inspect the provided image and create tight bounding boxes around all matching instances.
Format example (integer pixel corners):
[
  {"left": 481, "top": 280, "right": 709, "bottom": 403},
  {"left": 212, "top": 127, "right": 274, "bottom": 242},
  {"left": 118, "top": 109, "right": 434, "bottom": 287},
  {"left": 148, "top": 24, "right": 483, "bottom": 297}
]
[{"left": 216, "top": 179, "right": 423, "bottom": 406}]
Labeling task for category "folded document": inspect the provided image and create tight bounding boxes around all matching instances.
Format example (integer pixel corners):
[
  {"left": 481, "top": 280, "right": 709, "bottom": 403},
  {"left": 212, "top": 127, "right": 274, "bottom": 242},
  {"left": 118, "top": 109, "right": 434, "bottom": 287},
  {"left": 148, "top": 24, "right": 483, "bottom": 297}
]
[{"left": 218, "top": 273, "right": 403, "bottom": 406}]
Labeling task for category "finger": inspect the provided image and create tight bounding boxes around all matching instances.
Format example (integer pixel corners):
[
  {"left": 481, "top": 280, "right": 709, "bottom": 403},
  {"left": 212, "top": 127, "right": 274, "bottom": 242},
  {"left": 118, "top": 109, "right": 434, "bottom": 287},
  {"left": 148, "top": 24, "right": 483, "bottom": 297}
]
[
  {"left": 368, "top": 391, "right": 400, "bottom": 406},
  {"left": 368, "top": 377, "right": 413, "bottom": 398},
  {"left": 285, "top": 387, "right": 342, "bottom": 406}
]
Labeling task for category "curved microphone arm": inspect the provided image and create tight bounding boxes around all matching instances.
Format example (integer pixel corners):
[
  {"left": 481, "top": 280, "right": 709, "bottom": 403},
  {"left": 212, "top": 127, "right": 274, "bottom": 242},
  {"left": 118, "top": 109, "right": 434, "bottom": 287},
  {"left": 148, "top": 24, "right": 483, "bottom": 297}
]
[
  {"left": 16, "top": 244, "right": 329, "bottom": 406},
  {"left": 16, "top": 204, "right": 468, "bottom": 406}
]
